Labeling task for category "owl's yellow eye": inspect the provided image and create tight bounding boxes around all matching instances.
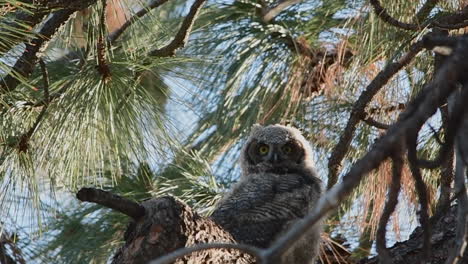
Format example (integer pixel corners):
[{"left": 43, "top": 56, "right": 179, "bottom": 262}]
[
  {"left": 282, "top": 145, "right": 292, "bottom": 154},
  {"left": 258, "top": 145, "right": 269, "bottom": 155}
]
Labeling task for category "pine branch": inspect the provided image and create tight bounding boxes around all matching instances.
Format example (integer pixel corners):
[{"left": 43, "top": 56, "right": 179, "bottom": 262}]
[
  {"left": 327, "top": 39, "right": 425, "bottom": 189},
  {"left": 267, "top": 35, "right": 468, "bottom": 263},
  {"left": 16, "top": 58, "right": 50, "bottom": 153},
  {"left": 148, "top": 0, "right": 207, "bottom": 57},
  {"left": 0, "top": 1, "right": 98, "bottom": 94},
  {"left": 108, "top": 0, "right": 171, "bottom": 44}
]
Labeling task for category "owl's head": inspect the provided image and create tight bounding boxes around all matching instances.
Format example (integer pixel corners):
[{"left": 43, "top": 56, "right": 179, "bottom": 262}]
[{"left": 240, "top": 124, "right": 315, "bottom": 176}]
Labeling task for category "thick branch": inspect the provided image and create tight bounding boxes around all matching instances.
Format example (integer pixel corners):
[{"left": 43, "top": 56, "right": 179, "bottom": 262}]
[
  {"left": 77, "top": 188, "right": 145, "bottom": 220},
  {"left": 148, "top": 0, "right": 206, "bottom": 57}
]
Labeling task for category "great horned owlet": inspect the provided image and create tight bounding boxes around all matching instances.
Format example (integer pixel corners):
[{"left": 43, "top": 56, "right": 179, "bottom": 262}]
[{"left": 211, "top": 124, "right": 323, "bottom": 264}]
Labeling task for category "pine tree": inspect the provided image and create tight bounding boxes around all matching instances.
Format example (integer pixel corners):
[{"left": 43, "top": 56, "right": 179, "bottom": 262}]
[{"left": 1, "top": 0, "right": 467, "bottom": 263}]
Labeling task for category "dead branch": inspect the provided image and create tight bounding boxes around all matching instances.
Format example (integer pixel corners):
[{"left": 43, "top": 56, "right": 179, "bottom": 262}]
[
  {"left": 148, "top": 0, "right": 206, "bottom": 57},
  {"left": 76, "top": 188, "right": 145, "bottom": 220}
]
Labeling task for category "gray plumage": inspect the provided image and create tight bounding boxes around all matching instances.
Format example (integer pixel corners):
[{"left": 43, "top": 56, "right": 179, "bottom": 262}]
[{"left": 211, "top": 124, "right": 323, "bottom": 264}]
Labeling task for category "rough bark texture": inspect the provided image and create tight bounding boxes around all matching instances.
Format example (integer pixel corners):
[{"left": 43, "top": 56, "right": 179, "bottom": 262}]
[
  {"left": 109, "top": 194, "right": 466, "bottom": 264},
  {"left": 359, "top": 205, "right": 468, "bottom": 264},
  {"left": 111, "top": 196, "right": 254, "bottom": 264}
]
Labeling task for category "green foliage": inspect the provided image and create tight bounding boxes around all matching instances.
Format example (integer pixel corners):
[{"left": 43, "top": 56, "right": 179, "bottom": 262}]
[{"left": 0, "top": 0, "right": 461, "bottom": 262}]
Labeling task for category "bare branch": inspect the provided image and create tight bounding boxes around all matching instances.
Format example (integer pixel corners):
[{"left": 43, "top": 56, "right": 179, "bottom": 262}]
[
  {"left": 149, "top": 243, "right": 262, "bottom": 264},
  {"left": 148, "top": 0, "right": 206, "bottom": 57},
  {"left": 107, "top": 0, "right": 171, "bottom": 44},
  {"left": 369, "top": 0, "right": 422, "bottom": 30},
  {"left": 327, "top": 39, "right": 425, "bottom": 189},
  {"left": 262, "top": 0, "right": 302, "bottom": 23},
  {"left": 362, "top": 117, "right": 390, "bottom": 129},
  {"left": 76, "top": 187, "right": 145, "bottom": 220},
  {"left": 376, "top": 150, "right": 403, "bottom": 264}
]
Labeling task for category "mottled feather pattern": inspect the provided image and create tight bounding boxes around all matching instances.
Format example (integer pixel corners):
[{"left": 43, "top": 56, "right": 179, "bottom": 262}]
[{"left": 211, "top": 124, "right": 323, "bottom": 264}]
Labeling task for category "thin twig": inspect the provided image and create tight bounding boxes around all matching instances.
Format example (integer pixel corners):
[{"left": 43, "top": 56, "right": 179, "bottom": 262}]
[
  {"left": 362, "top": 116, "right": 390, "bottom": 129},
  {"left": 16, "top": 58, "right": 50, "bottom": 152},
  {"left": 97, "top": 0, "right": 111, "bottom": 81},
  {"left": 76, "top": 188, "right": 145, "bottom": 220},
  {"left": 327, "top": 39, "right": 425, "bottom": 189},
  {"left": 107, "top": 0, "right": 171, "bottom": 44},
  {"left": 148, "top": 0, "right": 207, "bottom": 57},
  {"left": 262, "top": 0, "right": 301, "bottom": 23},
  {"left": 149, "top": 243, "right": 262, "bottom": 264},
  {"left": 376, "top": 149, "right": 403, "bottom": 264},
  {"left": 369, "top": 0, "right": 422, "bottom": 30}
]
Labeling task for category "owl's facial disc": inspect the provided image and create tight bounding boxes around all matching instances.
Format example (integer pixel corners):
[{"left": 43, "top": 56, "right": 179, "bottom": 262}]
[{"left": 246, "top": 139, "right": 304, "bottom": 167}]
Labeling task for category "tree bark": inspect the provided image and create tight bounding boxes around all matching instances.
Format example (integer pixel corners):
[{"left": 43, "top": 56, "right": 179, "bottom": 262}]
[
  {"left": 109, "top": 196, "right": 254, "bottom": 264},
  {"left": 77, "top": 188, "right": 465, "bottom": 264},
  {"left": 359, "top": 205, "right": 468, "bottom": 264}
]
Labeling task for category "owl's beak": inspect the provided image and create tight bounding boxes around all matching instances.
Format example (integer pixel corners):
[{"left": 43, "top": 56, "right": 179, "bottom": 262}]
[{"left": 270, "top": 153, "right": 279, "bottom": 162}]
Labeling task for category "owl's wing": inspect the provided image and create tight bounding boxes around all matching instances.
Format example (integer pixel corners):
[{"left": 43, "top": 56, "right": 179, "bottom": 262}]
[{"left": 211, "top": 173, "right": 318, "bottom": 248}]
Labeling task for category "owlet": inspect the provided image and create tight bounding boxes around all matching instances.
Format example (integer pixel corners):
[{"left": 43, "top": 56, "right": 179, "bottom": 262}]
[{"left": 211, "top": 124, "right": 323, "bottom": 264}]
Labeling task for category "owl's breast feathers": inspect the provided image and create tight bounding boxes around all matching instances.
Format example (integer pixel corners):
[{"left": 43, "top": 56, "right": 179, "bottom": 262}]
[{"left": 211, "top": 171, "right": 321, "bottom": 248}]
